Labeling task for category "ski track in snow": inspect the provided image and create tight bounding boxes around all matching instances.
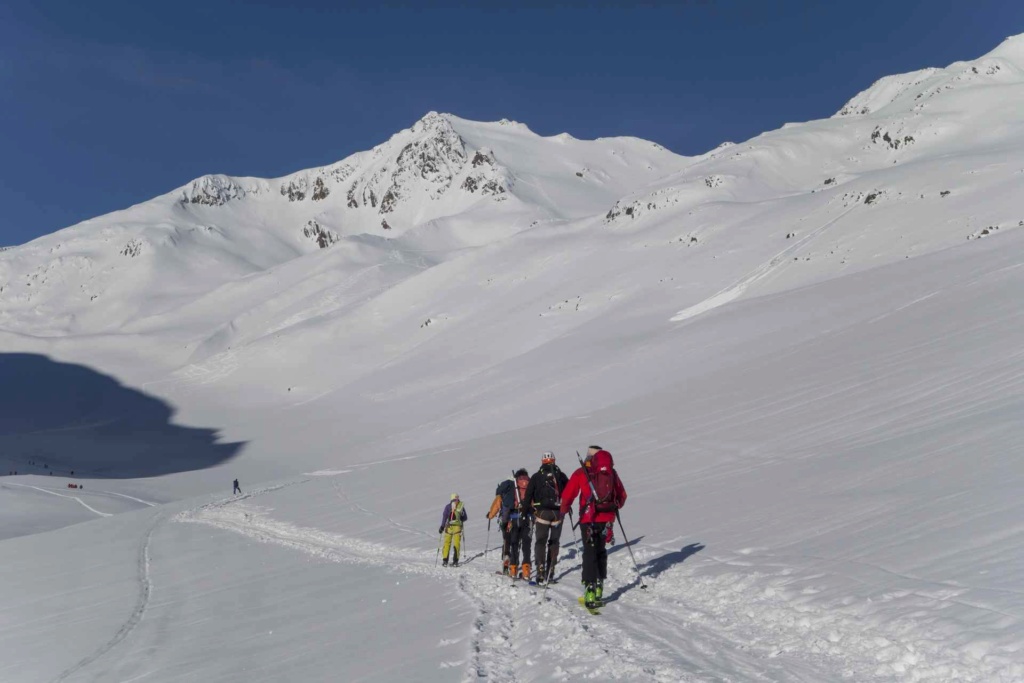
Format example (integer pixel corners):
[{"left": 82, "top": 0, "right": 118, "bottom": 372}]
[
  {"left": 91, "top": 490, "right": 158, "bottom": 507},
  {"left": 52, "top": 514, "right": 161, "bottom": 683},
  {"left": 176, "top": 490, "right": 697, "bottom": 682},
  {"left": 670, "top": 204, "right": 858, "bottom": 323},
  {"left": 45, "top": 484, "right": 295, "bottom": 683},
  {"left": 172, "top": 484, "right": 1024, "bottom": 683},
  {"left": 333, "top": 482, "right": 430, "bottom": 539},
  {"left": 2, "top": 482, "right": 113, "bottom": 518}
]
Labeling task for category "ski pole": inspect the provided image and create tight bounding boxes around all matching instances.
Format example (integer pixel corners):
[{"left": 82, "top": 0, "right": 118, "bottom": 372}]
[
  {"left": 485, "top": 518, "right": 491, "bottom": 560},
  {"left": 435, "top": 528, "right": 445, "bottom": 567},
  {"left": 615, "top": 510, "right": 647, "bottom": 590},
  {"left": 567, "top": 508, "right": 579, "bottom": 547}
]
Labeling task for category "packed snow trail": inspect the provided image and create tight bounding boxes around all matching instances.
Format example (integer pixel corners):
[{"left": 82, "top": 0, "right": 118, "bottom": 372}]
[
  {"left": 177, "top": 492, "right": 695, "bottom": 682},
  {"left": 171, "top": 483, "right": 1022, "bottom": 682}
]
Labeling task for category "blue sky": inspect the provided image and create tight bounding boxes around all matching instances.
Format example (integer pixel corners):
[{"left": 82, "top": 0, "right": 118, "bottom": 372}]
[{"left": 1, "top": 0, "right": 1022, "bottom": 245}]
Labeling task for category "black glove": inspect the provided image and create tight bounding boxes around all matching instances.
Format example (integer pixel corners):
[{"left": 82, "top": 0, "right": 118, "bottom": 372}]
[{"left": 439, "top": 525, "right": 445, "bottom": 534}]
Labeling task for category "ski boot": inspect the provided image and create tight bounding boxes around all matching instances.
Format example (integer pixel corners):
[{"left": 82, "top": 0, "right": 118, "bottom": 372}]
[
  {"left": 583, "top": 583, "right": 599, "bottom": 610},
  {"left": 595, "top": 580, "right": 604, "bottom": 605},
  {"left": 521, "top": 563, "right": 531, "bottom": 581},
  {"left": 452, "top": 552, "right": 459, "bottom": 568},
  {"left": 534, "top": 565, "right": 546, "bottom": 584},
  {"left": 442, "top": 558, "right": 449, "bottom": 567}
]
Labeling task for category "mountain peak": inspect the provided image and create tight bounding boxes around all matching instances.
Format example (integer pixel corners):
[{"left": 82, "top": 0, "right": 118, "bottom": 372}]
[
  {"left": 410, "top": 111, "right": 454, "bottom": 134},
  {"left": 983, "top": 33, "right": 1024, "bottom": 67}
]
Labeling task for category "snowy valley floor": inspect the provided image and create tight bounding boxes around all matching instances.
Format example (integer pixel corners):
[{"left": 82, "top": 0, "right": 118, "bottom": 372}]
[
  {"left": 4, "top": 463, "right": 1022, "bottom": 683},
  {"left": 5, "top": 232, "right": 1024, "bottom": 681}
]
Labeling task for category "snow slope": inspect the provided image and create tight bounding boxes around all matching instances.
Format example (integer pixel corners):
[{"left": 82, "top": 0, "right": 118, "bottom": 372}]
[{"left": 2, "top": 34, "right": 1024, "bottom": 683}]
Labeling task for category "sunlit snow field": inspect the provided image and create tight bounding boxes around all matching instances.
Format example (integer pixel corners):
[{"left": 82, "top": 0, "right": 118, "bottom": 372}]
[{"left": 3, "top": 36, "right": 1024, "bottom": 683}]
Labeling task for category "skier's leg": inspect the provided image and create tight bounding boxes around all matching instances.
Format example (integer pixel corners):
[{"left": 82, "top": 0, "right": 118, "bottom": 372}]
[
  {"left": 581, "top": 524, "right": 598, "bottom": 585},
  {"left": 521, "top": 526, "right": 532, "bottom": 580},
  {"left": 453, "top": 529, "right": 461, "bottom": 564},
  {"left": 508, "top": 520, "right": 521, "bottom": 572},
  {"left": 596, "top": 523, "right": 609, "bottom": 582},
  {"left": 547, "top": 519, "right": 563, "bottom": 579},
  {"left": 501, "top": 521, "right": 512, "bottom": 573},
  {"left": 442, "top": 531, "right": 452, "bottom": 561},
  {"left": 533, "top": 518, "right": 549, "bottom": 577}
]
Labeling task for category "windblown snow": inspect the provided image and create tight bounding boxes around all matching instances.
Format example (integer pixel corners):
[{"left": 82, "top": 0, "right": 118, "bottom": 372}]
[{"left": 3, "top": 35, "right": 1024, "bottom": 683}]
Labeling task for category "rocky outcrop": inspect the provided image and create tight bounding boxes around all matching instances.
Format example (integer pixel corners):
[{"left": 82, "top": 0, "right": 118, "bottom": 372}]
[
  {"left": 120, "top": 239, "right": 144, "bottom": 257},
  {"left": 312, "top": 177, "right": 329, "bottom": 201},
  {"left": 302, "top": 220, "right": 339, "bottom": 249},
  {"left": 281, "top": 177, "right": 308, "bottom": 202},
  {"left": 181, "top": 175, "right": 261, "bottom": 206},
  {"left": 345, "top": 113, "right": 469, "bottom": 213}
]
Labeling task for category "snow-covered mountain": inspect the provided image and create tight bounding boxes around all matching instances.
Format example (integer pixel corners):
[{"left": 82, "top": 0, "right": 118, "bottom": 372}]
[
  {"left": 0, "top": 113, "right": 684, "bottom": 335},
  {"left": 3, "top": 34, "right": 1024, "bottom": 683}
]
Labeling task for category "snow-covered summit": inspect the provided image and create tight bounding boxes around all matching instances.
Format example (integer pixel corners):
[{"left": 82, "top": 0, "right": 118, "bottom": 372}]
[
  {"left": 0, "top": 111, "right": 686, "bottom": 335},
  {"left": 178, "top": 110, "right": 685, "bottom": 228},
  {"left": 836, "top": 32, "right": 1024, "bottom": 118}
]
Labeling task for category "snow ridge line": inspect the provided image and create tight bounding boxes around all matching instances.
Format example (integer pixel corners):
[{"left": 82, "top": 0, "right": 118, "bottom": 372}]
[
  {"left": 51, "top": 513, "right": 161, "bottom": 683},
  {"left": 177, "top": 498, "right": 695, "bottom": 682}
]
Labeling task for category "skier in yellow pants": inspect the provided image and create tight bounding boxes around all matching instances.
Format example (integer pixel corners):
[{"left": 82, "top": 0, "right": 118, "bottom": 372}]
[{"left": 439, "top": 493, "right": 468, "bottom": 567}]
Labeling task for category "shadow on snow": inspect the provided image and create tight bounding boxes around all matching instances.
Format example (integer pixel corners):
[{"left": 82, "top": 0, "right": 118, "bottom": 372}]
[
  {"left": 603, "top": 542, "right": 705, "bottom": 604},
  {"left": 0, "top": 353, "right": 244, "bottom": 478}
]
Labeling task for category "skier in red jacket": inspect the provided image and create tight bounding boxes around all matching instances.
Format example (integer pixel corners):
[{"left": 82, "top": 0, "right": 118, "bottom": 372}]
[{"left": 560, "top": 447, "right": 626, "bottom": 609}]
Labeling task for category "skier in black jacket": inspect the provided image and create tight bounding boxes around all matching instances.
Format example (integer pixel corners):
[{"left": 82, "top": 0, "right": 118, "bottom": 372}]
[{"left": 524, "top": 451, "right": 569, "bottom": 584}]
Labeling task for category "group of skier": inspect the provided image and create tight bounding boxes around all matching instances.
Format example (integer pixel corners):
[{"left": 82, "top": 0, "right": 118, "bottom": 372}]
[{"left": 436, "top": 445, "right": 627, "bottom": 610}]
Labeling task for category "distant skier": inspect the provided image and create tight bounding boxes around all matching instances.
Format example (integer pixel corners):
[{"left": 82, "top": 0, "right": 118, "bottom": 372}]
[
  {"left": 505, "top": 468, "right": 533, "bottom": 580},
  {"left": 524, "top": 451, "right": 569, "bottom": 584},
  {"left": 233, "top": 478, "right": 241, "bottom": 495},
  {"left": 439, "top": 493, "right": 468, "bottom": 567},
  {"left": 561, "top": 447, "right": 627, "bottom": 609}
]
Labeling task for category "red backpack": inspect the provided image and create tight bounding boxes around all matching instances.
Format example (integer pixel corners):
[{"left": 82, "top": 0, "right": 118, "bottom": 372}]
[{"left": 589, "top": 451, "right": 620, "bottom": 513}]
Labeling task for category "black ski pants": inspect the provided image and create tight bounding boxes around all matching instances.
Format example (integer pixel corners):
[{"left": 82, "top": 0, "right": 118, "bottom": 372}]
[
  {"left": 508, "top": 515, "right": 532, "bottom": 567},
  {"left": 533, "top": 509, "right": 563, "bottom": 577},
  {"left": 500, "top": 516, "right": 512, "bottom": 566},
  {"left": 581, "top": 522, "right": 611, "bottom": 585}
]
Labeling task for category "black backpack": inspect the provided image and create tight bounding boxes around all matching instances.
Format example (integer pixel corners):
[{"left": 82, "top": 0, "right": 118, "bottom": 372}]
[{"left": 535, "top": 465, "right": 563, "bottom": 510}]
